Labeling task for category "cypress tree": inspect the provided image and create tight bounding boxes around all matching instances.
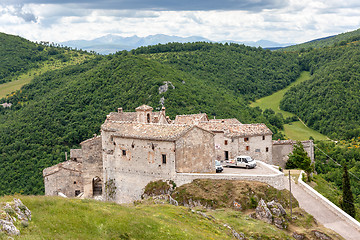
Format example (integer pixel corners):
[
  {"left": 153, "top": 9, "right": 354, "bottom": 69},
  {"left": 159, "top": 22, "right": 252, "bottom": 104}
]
[{"left": 341, "top": 164, "right": 356, "bottom": 218}]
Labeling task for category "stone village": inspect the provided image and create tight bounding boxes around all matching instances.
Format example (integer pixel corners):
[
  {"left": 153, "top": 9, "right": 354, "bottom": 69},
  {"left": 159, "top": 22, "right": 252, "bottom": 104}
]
[{"left": 43, "top": 105, "right": 313, "bottom": 203}]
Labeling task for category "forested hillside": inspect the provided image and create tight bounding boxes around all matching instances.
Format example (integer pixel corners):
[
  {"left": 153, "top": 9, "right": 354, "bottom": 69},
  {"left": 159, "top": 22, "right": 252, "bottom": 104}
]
[
  {"left": 133, "top": 42, "right": 301, "bottom": 101},
  {"left": 0, "top": 32, "right": 90, "bottom": 84},
  {"left": 280, "top": 41, "right": 360, "bottom": 139},
  {"left": 0, "top": 39, "right": 301, "bottom": 195},
  {"left": 282, "top": 28, "right": 360, "bottom": 51}
]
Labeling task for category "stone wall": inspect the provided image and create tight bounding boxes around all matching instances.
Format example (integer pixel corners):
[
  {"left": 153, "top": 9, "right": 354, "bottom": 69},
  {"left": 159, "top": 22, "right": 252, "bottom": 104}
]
[
  {"left": 237, "top": 134, "right": 273, "bottom": 164},
  {"left": 174, "top": 161, "right": 285, "bottom": 190},
  {"left": 103, "top": 137, "right": 177, "bottom": 203},
  {"left": 175, "top": 127, "right": 215, "bottom": 173},
  {"left": 80, "top": 135, "right": 103, "bottom": 198},
  {"left": 43, "top": 161, "right": 83, "bottom": 197},
  {"left": 70, "top": 149, "right": 83, "bottom": 162},
  {"left": 272, "top": 140, "right": 314, "bottom": 168}
]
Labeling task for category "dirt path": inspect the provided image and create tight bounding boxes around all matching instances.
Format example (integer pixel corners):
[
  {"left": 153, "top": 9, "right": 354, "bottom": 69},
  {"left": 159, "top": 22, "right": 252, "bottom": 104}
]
[{"left": 284, "top": 177, "right": 360, "bottom": 240}]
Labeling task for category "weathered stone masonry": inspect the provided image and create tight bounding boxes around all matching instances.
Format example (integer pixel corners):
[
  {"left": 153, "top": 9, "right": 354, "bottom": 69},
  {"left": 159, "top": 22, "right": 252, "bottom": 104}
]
[{"left": 43, "top": 105, "right": 313, "bottom": 203}]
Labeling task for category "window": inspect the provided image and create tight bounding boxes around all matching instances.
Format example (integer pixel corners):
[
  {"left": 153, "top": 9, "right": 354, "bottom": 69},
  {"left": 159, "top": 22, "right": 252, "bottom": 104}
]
[
  {"left": 246, "top": 146, "right": 249, "bottom": 151},
  {"left": 75, "top": 190, "right": 80, "bottom": 196},
  {"left": 224, "top": 140, "right": 228, "bottom": 145},
  {"left": 262, "top": 136, "right": 265, "bottom": 140},
  {"left": 73, "top": 181, "right": 77, "bottom": 184},
  {"left": 147, "top": 113, "right": 150, "bottom": 123},
  {"left": 255, "top": 149, "right": 260, "bottom": 152},
  {"left": 266, "top": 147, "right": 269, "bottom": 152},
  {"left": 244, "top": 137, "right": 249, "bottom": 142},
  {"left": 162, "top": 154, "right": 167, "bottom": 164},
  {"left": 122, "top": 150, "right": 126, "bottom": 156},
  {"left": 224, "top": 151, "right": 229, "bottom": 160}
]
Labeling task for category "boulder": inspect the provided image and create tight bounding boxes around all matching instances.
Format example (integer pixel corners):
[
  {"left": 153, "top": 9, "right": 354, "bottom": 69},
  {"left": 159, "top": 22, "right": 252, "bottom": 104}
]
[
  {"left": 0, "top": 198, "right": 31, "bottom": 237},
  {"left": 255, "top": 199, "right": 272, "bottom": 224},
  {"left": 254, "top": 199, "right": 289, "bottom": 229},
  {"left": 13, "top": 198, "right": 31, "bottom": 221},
  {"left": 0, "top": 220, "right": 20, "bottom": 236},
  {"left": 312, "top": 230, "right": 333, "bottom": 240},
  {"left": 293, "top": 231, "right": 308, "bottom": 240},
  {"left": 267, "top": 200, "right": 286, "bottom": 216}
]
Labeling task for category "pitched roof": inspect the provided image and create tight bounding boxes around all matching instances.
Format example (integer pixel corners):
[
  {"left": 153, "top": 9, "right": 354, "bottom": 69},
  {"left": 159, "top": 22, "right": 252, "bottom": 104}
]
[
  {"left": 102, "top": 122, "right": 194, "bottom": 141},
  {"left": 173, "top": 113, "right": 208, "bottom": 125},
  {"left": 135, "top": 104, "right": 153, "bottom": 111},
  {"left": 225, "top": 124, "right": 273, "bottom": 138},
  {"left": 43, "top": 160, "right": 82, "bottom": 177},
  {"left": 197, "top": 121, "right": 230, "bottom": 132},
  {"left": 106, "top": 112, "right": 137, "bottom": 122},
  {"left": 209, "top": 118, "right": 241, "bottom": 124}
]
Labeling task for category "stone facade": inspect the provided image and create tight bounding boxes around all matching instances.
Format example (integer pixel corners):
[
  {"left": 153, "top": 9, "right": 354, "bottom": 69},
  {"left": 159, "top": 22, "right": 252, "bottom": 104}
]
[
  {"left": 198, "top": 122, "right": 273, "bottom": 163},
  {"left": 43, "top": 105, "right": 312, "bottom": 203},
  {"left": 272, "top": 140, "right": 314, "bottom": 168},
  {"left": 80, "top": 135, "right": 103, "bottom": 198},
  {"left": 43, "top": 160, "right": 82, "bottom": 197}
]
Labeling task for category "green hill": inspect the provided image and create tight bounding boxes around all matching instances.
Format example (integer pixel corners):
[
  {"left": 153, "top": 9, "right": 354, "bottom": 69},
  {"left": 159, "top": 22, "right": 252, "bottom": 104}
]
[
  {"left": 281, "top": 28, "right": 360, "bottom": 51},
  {"left": 280, "top": 42, "right": 360, "bottom": 139},
  {"left": 133, "top": 42, "right": 301, "bottom": 101},
  {"left": 251, "top": 71, "right": 328, "bottom": 141},
  {"left": 0, "top": 32, "right": 92, "bottom": 85},
  {"left": 0, "top": 38, "right": 301, "bottom": 196}
]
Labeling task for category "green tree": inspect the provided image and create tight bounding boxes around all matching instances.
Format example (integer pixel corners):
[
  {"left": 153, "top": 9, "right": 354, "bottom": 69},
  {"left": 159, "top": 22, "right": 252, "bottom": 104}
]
[
  {"left": 341, "top": 164, "right": 356, "bottom": 218},
  {"left": 286, "top": 141, "right": 314, "bottom": 182}
]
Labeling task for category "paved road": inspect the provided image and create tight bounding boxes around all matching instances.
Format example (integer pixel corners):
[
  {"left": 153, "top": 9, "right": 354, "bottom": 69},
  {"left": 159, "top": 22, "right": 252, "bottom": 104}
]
[
  {"left": 220, "top": 163, "right": 277, "bottom": 175},
  {"left": 284, "top": 177, "right": 360, "bottom": 240}
]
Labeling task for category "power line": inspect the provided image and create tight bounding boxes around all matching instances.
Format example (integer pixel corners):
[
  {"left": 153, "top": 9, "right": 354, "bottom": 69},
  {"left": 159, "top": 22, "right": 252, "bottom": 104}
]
[{"left": 314, "top": 145, "right": 360, "bottom": 182}]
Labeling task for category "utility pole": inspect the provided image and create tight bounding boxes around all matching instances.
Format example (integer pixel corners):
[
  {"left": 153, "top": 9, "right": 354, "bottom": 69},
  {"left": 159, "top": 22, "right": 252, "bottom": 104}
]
[{"left": 289, "top": 170, "right": 292, "bottom": 218}]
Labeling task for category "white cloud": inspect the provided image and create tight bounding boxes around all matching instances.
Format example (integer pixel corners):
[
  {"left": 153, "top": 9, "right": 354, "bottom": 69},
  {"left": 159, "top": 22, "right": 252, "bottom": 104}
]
[{"left": 0, "top": 0, "right": 359, "bottom": 44}]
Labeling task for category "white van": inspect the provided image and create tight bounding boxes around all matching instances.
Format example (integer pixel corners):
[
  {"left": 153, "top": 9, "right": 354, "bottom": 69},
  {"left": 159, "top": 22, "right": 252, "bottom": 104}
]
[{"left": 225, "top": 155, "right": 256, "bottom": 169}]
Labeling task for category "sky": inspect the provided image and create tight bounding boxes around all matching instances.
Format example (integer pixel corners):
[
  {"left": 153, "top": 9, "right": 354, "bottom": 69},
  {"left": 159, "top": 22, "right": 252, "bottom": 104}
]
[{"left": 0, "top": 0, "right": 359, "bottom": 44}]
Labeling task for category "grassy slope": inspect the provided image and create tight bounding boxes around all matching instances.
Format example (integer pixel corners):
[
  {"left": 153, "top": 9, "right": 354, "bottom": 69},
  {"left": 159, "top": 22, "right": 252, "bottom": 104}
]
[
  {"left": 0, "top": 79, "right": 31, "bottom": 99},
  {"left": 0, "top": 51, "right": 94, "bottom": 99},
  {"left": 0, "top": 194, "right": 343, "bottom": 240},
  {"left": 250, "top": 71, "right": 328, "bottom": 141}
]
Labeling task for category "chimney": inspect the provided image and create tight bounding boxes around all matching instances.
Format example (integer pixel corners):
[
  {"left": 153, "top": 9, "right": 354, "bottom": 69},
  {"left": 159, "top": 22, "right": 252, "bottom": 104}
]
[{"left": 118, "top": 107, "right": 123, "bottom": 113}]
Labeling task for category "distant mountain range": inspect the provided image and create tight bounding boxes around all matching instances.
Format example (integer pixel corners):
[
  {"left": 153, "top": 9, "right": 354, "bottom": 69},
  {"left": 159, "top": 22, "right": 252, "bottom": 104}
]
[{"left": 60, "top": 34, "right": 293, "bottom": 54}]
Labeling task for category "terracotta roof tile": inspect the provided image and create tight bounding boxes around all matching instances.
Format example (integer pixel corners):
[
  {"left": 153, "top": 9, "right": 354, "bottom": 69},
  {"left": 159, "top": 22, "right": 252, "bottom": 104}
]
[
  {"left": 173, "top": 113, "right": 208, "bottom": 125},
  {"left": 135, "top": 104, "right": 153, "bottom": 111},
  {"left": 209, "top": 118, "right": 241, "bottom": 124},
  {"left": 43, "top": 160, "right": 82, "bottom": 177},
  {"left": 102, "top": 122, "right": 194, "bottom": 141},
  {"left": 225, "top": 124, "right": 272, "bottom": 138},
  {"left": 106, "top": 112, "right": 137, "bottom": 122}
]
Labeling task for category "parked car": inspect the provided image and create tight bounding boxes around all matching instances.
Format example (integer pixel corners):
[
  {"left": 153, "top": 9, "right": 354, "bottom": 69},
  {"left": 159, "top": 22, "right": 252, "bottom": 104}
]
[
  {"left": 225, "top": 155, "right": 256, "bottom": 169},
  {"left": 215, "top": 160, "right": 223, "bottom": 173}
]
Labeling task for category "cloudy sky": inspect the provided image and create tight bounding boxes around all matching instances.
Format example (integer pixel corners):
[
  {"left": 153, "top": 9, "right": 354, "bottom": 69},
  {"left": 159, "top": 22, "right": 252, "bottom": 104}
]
[{"left": 0, "top": 0, "right": 359, "bottom": 44}]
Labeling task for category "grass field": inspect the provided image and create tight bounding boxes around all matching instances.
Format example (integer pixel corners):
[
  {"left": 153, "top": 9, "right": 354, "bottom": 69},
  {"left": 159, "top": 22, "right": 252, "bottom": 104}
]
[
  {"left": 0, "top": 78, "right": 31, "bottom": 99},
  {"left": 0, "top": 194, "right": 342, "bottom": 239},
  {"left": 0, "top": 52, "right": 93, "bottom": 99},
  {"left": 251, "top": 71, "right": 329, "bottom": 141}
]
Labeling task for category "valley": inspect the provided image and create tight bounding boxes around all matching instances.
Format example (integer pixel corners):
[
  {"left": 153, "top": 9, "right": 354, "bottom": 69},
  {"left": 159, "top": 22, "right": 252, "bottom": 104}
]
[
  {"left": 251, "top": 71, "right": 328, "bottom": 141},
  {"left": 1, "top": 28, "right": 360, "bottom": 238}
]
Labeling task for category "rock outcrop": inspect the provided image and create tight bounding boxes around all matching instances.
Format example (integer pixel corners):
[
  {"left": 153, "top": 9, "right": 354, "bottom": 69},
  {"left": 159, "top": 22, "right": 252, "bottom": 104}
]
[
  {"left": 0, "top": 198, "right": 31, "bottom": 236},
  {"left": 254, "top": 198, "right": 288, "bottom": 229}
]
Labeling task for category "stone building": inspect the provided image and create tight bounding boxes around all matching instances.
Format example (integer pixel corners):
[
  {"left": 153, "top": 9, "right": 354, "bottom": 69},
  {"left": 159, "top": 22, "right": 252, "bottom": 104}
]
[
  {"left": 272, "top": 140, "right": 314, "bottom": 168},
  {"left": 43, "top": 105, "right": 313, "bottom": 203}
]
